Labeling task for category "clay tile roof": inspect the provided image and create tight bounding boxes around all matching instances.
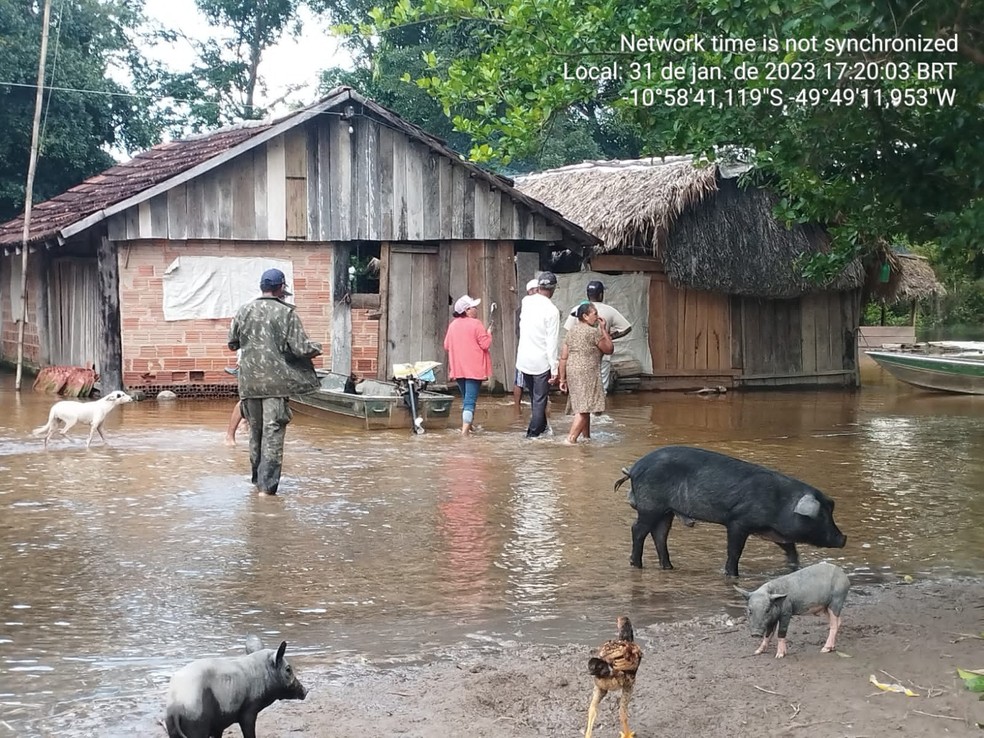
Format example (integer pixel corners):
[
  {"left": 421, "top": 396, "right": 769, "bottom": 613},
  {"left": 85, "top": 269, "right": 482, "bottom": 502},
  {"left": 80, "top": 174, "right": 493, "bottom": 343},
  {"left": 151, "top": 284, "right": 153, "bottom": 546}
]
[
  {"left": 0, "top": 87, "right": 597, "bottom": 249},
  {"left": 0, "top": 120, "right": 275, "bottom": 246}
]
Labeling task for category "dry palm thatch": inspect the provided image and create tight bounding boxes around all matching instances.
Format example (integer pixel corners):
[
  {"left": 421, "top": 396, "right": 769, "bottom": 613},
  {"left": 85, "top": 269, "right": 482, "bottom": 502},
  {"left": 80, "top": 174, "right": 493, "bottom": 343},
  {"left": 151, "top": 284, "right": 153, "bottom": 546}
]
[
  {"left": 516, "top": 157, "right": 865, "bottom": 299},
  {"left": 867, "top": 253, "right": 946, "bottom": 304}
]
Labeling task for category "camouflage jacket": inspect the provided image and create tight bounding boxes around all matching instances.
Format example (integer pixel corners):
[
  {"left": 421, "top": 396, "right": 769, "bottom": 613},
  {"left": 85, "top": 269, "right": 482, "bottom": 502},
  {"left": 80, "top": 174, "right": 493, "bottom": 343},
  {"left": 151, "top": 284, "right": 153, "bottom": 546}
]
[{"left": 228, "top": 297, "right": 322, "bottom": 399}]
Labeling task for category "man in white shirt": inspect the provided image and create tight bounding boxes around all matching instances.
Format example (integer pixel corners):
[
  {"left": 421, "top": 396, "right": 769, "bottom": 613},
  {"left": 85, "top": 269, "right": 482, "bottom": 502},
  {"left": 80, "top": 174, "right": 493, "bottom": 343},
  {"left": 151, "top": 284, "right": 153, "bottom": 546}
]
[
  {"left": 516, "top": 271, "right": 560, "bottom": 437},
  {"left": 512, "top": 278, "right": 541, "bottom": 412},
  {"left": 563, "top": 280, "right": 632, "bottom": 393}
]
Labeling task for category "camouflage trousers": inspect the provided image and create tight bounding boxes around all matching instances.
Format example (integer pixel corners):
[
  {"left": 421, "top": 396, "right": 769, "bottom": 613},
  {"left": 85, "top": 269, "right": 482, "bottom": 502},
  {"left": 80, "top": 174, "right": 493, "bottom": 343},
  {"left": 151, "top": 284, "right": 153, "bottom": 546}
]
[{"left": 241, "top": 397, "right": 293, "bottom": 494}]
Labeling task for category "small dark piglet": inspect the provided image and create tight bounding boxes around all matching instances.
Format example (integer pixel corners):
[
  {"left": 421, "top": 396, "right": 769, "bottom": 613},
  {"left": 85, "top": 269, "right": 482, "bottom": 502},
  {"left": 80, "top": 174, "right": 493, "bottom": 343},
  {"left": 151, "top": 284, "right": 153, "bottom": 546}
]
[
  {"left": 164, "top": 636, "right": 307, "bottom": 738},
  {"left": 735, "top": 561, "right": 850, "bottom": 659}
]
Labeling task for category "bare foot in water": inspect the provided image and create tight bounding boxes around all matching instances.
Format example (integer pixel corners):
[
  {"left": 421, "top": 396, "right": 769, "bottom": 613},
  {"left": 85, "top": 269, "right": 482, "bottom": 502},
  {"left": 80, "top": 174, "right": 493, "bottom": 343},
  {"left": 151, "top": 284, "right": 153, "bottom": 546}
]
[{"left": 224, "top": 436, "right": 236, "bottom": 447}]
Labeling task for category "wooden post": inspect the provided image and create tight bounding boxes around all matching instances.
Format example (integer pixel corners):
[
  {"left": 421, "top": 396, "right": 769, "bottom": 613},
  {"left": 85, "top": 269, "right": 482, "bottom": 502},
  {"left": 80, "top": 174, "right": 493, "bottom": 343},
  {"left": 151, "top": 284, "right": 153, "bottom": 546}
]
[
  {"left": 37, "top": 243, "right": 50, "bottom": 365},
  {"left": 376, "top": 242, "right": 390, "bottom": 379},
  {"left": 15, "top": 0, "right": 53, "bottom": 390},
  {"left": 331, "top": 242, "right": 352, "bottom": 375},
  {"left": 96, "top": 236, "right": 123, "bottom": 392}
]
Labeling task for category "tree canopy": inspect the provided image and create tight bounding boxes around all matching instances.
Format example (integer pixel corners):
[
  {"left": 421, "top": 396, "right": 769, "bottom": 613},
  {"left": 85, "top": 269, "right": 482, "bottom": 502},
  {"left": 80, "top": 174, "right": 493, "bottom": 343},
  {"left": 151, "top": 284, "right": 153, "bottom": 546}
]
[
  {"left": 163, "top": 0, "right": 316, "bottom": 129},
  {"left": 0, "top": 0, "right": 168, "bottom": 221},
  {"left": 368, "top": 0, "right": 984, "bottom": 279}
]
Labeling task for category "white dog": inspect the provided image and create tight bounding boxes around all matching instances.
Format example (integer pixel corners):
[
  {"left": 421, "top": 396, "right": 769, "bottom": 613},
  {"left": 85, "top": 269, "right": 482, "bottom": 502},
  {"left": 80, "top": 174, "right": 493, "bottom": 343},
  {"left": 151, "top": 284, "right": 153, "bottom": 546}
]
[{"left": 33, "top": 390, "right": 133, "bottom": 448}]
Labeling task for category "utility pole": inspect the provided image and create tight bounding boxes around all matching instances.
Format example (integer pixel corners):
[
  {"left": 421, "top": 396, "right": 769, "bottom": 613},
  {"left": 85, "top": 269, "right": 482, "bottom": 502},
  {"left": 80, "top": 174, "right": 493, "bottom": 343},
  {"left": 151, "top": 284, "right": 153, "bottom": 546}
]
[{"left": 15, "top": 0, "right": 53, "bottom": 391}]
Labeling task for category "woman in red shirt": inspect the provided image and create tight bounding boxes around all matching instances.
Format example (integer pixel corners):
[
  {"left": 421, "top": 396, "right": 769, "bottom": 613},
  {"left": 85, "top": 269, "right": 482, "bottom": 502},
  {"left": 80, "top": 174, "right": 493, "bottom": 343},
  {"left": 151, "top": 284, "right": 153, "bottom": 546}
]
[{"left": 444, "top": 295, "right": 493, "bottom": 436}]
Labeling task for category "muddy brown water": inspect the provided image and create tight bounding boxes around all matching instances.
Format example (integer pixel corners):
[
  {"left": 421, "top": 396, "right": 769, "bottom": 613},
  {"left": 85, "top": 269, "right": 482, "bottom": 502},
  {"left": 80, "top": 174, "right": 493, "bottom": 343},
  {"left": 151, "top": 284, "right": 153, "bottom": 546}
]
[{"left": 1, "top": 360, "right": 983, "bottom": 736}]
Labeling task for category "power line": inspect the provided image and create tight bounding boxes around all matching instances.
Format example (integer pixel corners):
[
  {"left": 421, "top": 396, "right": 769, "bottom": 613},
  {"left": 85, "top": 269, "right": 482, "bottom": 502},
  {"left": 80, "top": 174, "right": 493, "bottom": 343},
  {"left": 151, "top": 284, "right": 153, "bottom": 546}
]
[{"left": 0, "top": 79, "right": 232, "bottom": 108}]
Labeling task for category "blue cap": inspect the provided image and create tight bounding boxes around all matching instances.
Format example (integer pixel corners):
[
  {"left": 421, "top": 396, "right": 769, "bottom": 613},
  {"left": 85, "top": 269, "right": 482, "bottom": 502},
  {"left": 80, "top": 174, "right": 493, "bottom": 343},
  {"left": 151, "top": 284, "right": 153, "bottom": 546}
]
[
  {"left": 260, "top": 268, "right": 292, "bottom": 296},
  {"left": 586, "top": 280, "right": 604, "bottom": 295}
]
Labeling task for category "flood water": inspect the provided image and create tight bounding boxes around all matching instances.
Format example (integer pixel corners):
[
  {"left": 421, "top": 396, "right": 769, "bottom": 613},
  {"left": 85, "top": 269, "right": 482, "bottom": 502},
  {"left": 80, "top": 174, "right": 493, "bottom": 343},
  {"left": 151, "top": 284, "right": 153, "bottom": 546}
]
[{"left": 2, "top": 360, "right": 984, "bottom": 735}]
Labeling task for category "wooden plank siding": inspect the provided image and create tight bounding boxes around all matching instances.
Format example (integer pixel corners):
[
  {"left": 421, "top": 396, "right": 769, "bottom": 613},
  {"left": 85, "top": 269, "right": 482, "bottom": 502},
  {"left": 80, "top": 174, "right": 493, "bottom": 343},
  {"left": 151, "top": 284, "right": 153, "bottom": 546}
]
[
  {"left": 648, "top": 273, "right": 731, "bottom": 374},
  {"left": 104, "top": 115, "right": 565, "bottom": 245},
  {"left": 734, "top": 290, "right": 861, "bottom": 387}
]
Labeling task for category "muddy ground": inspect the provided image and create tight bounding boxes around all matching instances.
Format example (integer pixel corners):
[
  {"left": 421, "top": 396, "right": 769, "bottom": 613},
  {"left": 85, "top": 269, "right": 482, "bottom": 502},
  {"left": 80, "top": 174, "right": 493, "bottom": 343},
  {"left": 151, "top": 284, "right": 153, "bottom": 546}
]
[{"left": 221, "top": 579, "right": 984, "bottom": 737}]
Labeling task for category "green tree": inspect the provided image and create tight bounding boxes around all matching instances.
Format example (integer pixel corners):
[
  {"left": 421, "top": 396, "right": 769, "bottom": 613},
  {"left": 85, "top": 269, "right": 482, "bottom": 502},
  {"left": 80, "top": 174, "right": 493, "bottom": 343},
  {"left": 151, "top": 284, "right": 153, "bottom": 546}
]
[
  {"left": 0, "top": 0, "right": 168, "bottom": 221},
  {"left": 165, "top": 0, "right": 321, "bottom": 128},
  {"left": 326, "top": 4, "right": 649, "bottom": 171},
  {"left": 368, "top": 0, "right": 984, "bottom": 279}
]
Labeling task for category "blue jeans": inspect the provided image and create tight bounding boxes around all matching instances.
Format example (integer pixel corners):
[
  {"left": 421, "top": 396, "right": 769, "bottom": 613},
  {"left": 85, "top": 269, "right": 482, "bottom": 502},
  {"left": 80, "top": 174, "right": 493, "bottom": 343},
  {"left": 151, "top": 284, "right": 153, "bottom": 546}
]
[
  {"left": 456, "top": 378, "right": 482, "bottom": 425},
  {"left": 524, "top": 370, "right": 552, "bottom": 437}
]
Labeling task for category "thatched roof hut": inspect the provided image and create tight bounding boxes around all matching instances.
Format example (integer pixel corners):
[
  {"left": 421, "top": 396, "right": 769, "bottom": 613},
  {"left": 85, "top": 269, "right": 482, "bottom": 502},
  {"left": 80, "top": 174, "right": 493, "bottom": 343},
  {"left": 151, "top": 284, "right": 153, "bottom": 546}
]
[
  {"left": 866, "top": 252, "right": 946, "bottom": 305},
  {"left": 517, "top": 157, "right": 865, "bottom": 299}
]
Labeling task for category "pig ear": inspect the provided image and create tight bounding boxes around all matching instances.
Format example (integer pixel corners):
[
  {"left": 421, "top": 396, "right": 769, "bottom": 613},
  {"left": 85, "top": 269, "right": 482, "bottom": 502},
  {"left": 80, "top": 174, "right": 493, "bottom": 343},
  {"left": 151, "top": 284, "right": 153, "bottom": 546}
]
[
  {"left": 793, "top": 494, "right": 821, "bottom": 518},
  {"left": 733, "top": 586, "right": 752, "bottom": 600},
  {"left": 276, "top": 641, "right": 287, "bottom": 665},
  {"left": 770, "top": 593, "right": 787, "bottom": 602}
]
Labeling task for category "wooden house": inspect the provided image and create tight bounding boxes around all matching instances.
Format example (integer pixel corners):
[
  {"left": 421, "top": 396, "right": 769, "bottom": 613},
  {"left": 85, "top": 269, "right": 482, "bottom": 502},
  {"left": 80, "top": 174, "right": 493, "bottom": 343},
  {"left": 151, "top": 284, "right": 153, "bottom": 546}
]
[
  {"left": 0, "top": 88, "right": 596, "bottom": 395},
  {"left": 518, "top": 157, "right": 868, "bottom": 390}
]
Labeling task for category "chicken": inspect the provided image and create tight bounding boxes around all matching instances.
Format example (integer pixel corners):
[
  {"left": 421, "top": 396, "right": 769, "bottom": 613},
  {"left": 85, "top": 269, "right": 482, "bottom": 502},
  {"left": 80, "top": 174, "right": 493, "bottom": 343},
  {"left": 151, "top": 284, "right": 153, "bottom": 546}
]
[{"left": 584, "top": 616, "right": 643, "bottom": 738}]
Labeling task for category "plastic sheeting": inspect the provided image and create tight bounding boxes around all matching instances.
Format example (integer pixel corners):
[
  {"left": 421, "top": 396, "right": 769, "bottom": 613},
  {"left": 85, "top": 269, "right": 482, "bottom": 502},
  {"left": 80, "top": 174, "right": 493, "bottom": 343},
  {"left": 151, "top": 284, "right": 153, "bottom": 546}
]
[
  {"left": 162, "top": 256, "right": 294, "bottom": 321},
  {"left": 553, "top": 271, "right": 653, "bottom": 374}
]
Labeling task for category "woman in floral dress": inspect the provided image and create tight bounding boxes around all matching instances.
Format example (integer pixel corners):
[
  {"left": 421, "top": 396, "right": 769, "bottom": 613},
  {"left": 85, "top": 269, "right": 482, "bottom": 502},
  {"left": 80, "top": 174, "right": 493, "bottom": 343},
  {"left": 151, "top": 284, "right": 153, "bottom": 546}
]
[{"left": 558, "top": 302, "right": 613, "bottom": 444}]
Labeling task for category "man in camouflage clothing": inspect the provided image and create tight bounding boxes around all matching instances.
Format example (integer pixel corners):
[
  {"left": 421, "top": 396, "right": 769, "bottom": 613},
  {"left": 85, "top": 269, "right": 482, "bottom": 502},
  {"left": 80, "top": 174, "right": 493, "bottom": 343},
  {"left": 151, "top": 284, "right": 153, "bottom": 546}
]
[{"left": 228, "top": 268, "right": 321, "bottom": 495}]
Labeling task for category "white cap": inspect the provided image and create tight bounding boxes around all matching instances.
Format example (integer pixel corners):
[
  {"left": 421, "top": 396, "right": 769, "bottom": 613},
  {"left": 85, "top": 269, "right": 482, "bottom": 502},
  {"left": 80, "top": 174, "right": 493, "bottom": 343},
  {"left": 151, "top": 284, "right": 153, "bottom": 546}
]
[
  {"left": 454, "top": 295, "right": 481, "bottom": 314},
  {"left": 525, "top": 278, "right": 539, "bottom": 292}
]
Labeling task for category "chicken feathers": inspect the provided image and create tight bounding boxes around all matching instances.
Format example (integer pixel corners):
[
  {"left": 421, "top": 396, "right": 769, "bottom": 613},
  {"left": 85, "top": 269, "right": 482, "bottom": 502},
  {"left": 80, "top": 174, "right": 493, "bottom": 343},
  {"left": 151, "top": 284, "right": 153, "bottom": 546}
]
[{"left": 584, "top": 616, "right": 642, "bottom": 738}]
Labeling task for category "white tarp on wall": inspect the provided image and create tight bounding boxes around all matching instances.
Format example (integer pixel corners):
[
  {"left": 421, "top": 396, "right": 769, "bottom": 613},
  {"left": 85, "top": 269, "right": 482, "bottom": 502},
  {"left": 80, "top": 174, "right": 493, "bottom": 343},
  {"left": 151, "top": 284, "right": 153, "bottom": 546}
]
[
  {"left": 162, "top": 256, "right": 295, "bottom": 321},
  {"left": 552, "top": 270, "right": 653, "bottom": 374}
]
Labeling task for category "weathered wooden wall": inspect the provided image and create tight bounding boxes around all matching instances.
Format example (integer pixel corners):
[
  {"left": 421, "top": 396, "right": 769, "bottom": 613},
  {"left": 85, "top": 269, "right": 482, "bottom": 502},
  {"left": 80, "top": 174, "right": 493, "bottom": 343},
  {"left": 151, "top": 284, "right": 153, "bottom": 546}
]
[
  {"left": 648, "top": 273, "right": 732, "bottom": 375},
  {"left": 448, "top": 240, "right": 518, "bottom": 391},
  {"left": 858, "top": 325, "right": 916, "bottom": 349},
  {"left": 379, "top": 239, "right": 518, "bottom": 388},
  {"left": 107, "top": 118, "right": 564, "bottom": 245},
  {"left": 593, "top": 252, "right": 861, "bottom": 389},
  {"left": 733, "top": 290, "right": 861, "bottom": 387},
  {"left": 46, "top": 257, "right": 100, "bottom": 368}
]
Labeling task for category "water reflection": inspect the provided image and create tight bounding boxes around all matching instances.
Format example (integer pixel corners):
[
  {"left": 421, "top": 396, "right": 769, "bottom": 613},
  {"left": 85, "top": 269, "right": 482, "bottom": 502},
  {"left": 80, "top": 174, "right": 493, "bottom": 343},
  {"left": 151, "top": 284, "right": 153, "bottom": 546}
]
[
  {"left": 500, "top": 458, "right": 562, "bottom": 621},
  {"left": 1, "top": 370, "right": 984, "bottom": 734},
  {"left": 436, "top": 451, "right": 496, "bottom": 613}
]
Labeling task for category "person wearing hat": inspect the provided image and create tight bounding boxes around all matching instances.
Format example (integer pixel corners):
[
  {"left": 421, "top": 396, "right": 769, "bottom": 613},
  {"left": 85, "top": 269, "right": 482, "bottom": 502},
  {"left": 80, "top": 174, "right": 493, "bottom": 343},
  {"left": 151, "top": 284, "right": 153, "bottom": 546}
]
[
  {"left": 227, "top": 268, "right": 322, "bottom": 495},
  {"left": 563, "top": 280, "right": 632, "bottom": 393},
  {"left": 516, "top": 271, "right": 561, "bottom": 438},
  {"left": 512, "top": 278, "right": 541, "bottom": 412},
  {"left": 443, "top": 294, "right": 493, "bottom": 436}
]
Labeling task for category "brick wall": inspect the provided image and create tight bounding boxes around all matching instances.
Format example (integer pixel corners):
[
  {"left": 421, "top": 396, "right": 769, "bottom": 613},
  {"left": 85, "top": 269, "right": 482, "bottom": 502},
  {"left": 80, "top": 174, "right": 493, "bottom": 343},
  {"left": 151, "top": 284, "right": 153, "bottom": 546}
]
[
  {"left": 120, "top": 241, "right": 336, "bottom": 391},
  {"left": 1, "top": 242, "right": 383, "bottom": 392},
  {"left": 352, "top": 307, "right": 379, "bottom": 378},
  {"left": 0, "top": 250, "right": 43, "bottom": 369}
]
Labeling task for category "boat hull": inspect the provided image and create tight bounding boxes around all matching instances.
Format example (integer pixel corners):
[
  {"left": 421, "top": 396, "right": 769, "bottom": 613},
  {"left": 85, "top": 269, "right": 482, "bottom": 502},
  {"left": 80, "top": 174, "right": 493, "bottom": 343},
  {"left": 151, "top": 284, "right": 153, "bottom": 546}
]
[
  {"left": 291, "top": 373, "right": 455, "bottom": 430},
  {"left": 866, "top": 351, "right": 984, "bottom": 394}
]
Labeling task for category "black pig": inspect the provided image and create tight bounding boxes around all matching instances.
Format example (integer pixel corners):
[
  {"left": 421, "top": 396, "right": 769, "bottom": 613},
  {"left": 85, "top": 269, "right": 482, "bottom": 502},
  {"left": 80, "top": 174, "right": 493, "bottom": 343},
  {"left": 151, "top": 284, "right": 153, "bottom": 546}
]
[
  {"left": 614, "top": 446, "right": 847, "bottom": 577},
  {"left": 164, "top": 636, "right": 307, "bottom": 738}
]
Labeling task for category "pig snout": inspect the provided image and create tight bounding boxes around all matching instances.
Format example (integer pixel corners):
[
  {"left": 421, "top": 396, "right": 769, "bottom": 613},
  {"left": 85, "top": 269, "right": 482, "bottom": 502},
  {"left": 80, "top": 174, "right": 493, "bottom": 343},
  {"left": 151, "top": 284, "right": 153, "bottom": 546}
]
[{"left": 292, "top": 679, "right": 309, "bottom": 700}]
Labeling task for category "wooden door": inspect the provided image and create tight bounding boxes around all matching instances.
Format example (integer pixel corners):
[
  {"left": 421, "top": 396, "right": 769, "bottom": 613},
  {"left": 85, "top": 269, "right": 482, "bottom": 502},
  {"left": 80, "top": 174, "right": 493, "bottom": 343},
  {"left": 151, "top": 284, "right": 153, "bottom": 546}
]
[
  {"left": 47, "top": 258, "right": 100, "bottom": 368},
  {"left": 649, "top": 273, "right": 732, "bottom": 373},
  {"left": 380, "top": 243, "right": 445, "bottom": 382}
]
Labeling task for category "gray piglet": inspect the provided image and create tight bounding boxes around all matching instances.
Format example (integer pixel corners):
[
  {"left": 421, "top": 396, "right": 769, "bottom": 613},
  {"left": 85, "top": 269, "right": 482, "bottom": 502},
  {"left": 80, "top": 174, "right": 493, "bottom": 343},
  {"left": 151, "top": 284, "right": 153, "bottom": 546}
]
[
  {"left": 164, "top": 636, "right": 307, "bottom": 738},
  {"left": 735, "top": 561, "right": 850, "bottom": 659}
]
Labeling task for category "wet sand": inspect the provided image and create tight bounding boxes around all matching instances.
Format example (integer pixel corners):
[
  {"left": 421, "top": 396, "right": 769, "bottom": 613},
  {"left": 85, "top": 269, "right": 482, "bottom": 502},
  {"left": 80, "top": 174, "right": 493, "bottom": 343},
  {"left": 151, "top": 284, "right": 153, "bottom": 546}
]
[{"left": 229, "top": 578, "right": 984, "bottom": 737}]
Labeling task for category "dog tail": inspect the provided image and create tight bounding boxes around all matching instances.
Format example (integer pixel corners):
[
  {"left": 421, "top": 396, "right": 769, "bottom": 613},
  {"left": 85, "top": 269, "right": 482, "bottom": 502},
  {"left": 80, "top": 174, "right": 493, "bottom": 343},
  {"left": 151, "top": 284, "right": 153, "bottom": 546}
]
[{"left": 32, "top": 407, "right": 57, "bottom": 437}]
